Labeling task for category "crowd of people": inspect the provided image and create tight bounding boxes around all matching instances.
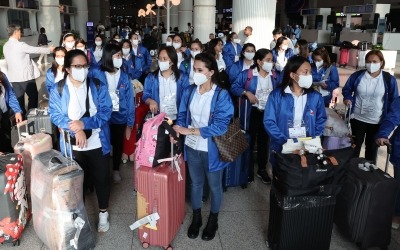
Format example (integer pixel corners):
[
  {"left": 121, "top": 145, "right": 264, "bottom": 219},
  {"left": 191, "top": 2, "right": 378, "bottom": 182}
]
[{"left": 1, "top": 20, "right": 400, "bottom": 240}]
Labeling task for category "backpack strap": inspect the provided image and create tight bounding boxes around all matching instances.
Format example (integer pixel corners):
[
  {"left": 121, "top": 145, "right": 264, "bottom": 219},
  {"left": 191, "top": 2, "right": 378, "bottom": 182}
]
[
  {"left": 57, "top": 79, "right": 66, "bottom": 96},
  {"left": 382, "top": 71, "right": 392, "bottom": 87},
  {"left": 244, "top": 68, "right": 254, "bottom": 91}
]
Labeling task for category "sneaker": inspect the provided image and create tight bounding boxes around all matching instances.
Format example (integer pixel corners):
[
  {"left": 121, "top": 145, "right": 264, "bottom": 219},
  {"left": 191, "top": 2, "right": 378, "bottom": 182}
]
[
  {"left": 257, "top": 170, "right": 271, "bottom": 184},
  {"left": 98, "top": 211, "right": 110, "bottom": 232},
  {"left": 113, "top": 170, "right": 121, "bottom": 183}
]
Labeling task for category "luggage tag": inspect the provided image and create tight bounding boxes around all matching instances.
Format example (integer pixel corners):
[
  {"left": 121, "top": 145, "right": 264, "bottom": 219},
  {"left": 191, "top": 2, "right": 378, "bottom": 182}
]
[
  {"left": 255, "top": 89, "right": 271, "bottom": 110},
  {"left": 129, "top": 212, "right": 160, "bottom": 231},
  {"left": 161, "top": 93, "right": 177, "bottom": 119},
  {"left": 70, "top": 216, "right": 85, "bottom": 249},
  {"left": 109, "top": 90, "right": 120, "bottom": 112}
]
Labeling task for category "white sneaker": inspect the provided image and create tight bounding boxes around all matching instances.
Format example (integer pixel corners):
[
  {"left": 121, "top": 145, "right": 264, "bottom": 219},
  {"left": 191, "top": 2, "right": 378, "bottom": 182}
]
[
  {"left": 98, "top": 211, "right": 110, "bottom": 232},
  {"left": 113, "top": 170, "right": 121, "bottom": 183}
]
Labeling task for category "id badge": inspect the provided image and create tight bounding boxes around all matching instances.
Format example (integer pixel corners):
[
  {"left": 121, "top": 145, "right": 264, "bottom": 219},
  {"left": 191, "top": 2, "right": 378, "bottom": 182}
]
[
  {"left": 184, "top": 127, "right": 198, "bottom": 150},
  {"left": 289, "top": 126, "right": 306, "bottom": 138},
  {"left": 109, "top": 90, "right": 120, "bottom": 112},
  {"left": 360, "top": 99, "right": 374, "bottom": 115},
  {"left": 257, "top": 89, "right": 271, "bottom": 110},
  {"left": 234, "top": 55, "right": 239, "bottom": 62},
  {"left": 162, "top": 94, "right": 177, "bottom": 118}
]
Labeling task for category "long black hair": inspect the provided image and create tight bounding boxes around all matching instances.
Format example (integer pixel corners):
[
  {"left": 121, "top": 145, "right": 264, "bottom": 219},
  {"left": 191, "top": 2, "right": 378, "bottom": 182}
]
[
  {"left": 274, "top": 36, "right": 290, "bottom": 56},
  {"left": 206, "top": 38, "right": 223, "bottom": 58},
  {"left": 153, "top": 46, "right": 180, "bottom": 80},
  {"left": 251, "top": 49, "right": 273, "bottom": 71},
  {"left": 279, "top": 56, "right": 313, "bottom": 95},
  {"left": 51, "top": 46, "right": 67, "bottom": 77},
  {"left": 240, "top": 43, "right": 256, "bottom": 61},
  {"left": 101, "top": 43, "right": 121, "bottom": 73},
  {"left": 194, "top": 52, "right": 222, "bottom": 88}
]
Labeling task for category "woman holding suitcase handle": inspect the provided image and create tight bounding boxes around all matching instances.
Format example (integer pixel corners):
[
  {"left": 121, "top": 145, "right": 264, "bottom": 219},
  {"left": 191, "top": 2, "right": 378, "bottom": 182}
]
[
  {"left": 342, "top": 49, "right": 398, "bottom": 164},
  {"left": 174, "top": 53, "right": 234, "bottom": 241},
  {"left": 49, "top": 49, "right": 113, "bottom": 233}
]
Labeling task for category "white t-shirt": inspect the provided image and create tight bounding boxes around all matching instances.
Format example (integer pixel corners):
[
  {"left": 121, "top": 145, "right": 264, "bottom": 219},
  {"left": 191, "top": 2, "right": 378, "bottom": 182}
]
[
  {"left": 253, "top": 69, "right": 273, "bottom": 110},
  {"left": 353, "top": 71, "right": 385, "bottom": 124},
  {"left": 186, "top": 85, "right": 216, "bottom": 152},
  {"left": 54, "top": 69, "right": 64, "bottom": 84},
  {"left": 216, "top": 52, "right": 226, "bottom": 71},
  {"left": 94, "top": 47, "right": 103, "bottom": 63},
  {"left": 66, "top": 78, "right": 101, "bottom": 151},
  {"left": 158, "top": 72, "right": 177, "bottom": 120},
  {"left": 284, "top": 86, "right": 307, "bottom": 127}
]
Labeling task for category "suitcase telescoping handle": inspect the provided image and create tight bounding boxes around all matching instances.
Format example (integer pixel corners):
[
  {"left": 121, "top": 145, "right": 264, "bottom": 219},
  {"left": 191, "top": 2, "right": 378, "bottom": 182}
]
[
  {"left": 61, "top": 129, "right": 74, "bottom": 162},
  {"left": 16, "top": 120, "right": 29, "bottom": 140},
  {"left": 344, "top": 104, "right": 352, "bottom": 135},
  {"left": 385, "top": 143, "right": 392, "bottom": 173},
  {"left": 238, "top": 96, "right": 248, "bottom": 132}
]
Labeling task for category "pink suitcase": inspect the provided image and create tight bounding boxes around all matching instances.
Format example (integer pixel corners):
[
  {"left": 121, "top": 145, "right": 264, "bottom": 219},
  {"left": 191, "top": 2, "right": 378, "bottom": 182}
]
[
  {"left": 135, "top": 153, "right": 186, "bottom": 249},
  {"left": 13, "top": 121, "right": 53, "bottom": 197}
]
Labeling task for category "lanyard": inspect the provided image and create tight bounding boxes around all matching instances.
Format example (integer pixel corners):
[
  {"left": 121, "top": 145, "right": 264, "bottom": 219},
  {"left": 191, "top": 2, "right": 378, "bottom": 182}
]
[
  {"left": 364, "top": 74, "right": 381, "bottom": 99},
  {"left": 161, "top": 75, "right": 174, "bottom": 97}
]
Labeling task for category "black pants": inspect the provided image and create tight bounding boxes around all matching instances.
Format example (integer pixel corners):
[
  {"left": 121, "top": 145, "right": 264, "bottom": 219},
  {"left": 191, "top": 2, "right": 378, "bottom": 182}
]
[
  {"left": 73, "top": 148, "right": 110, "bottom": 209},
  {"left": 110, "top": 123, "right": 126, "bottom": 171},
  {"left": 11, "top": 80, "right": 38, "bottom": 115},
  {"left": 0, "top": 111, "right": 13, "bottom": 152},
  {"left": 249, "top": 107, "right": 270, "bottom": 179},
  {"left": 350, "top": 118, "right": 380, "bottom": 164}
]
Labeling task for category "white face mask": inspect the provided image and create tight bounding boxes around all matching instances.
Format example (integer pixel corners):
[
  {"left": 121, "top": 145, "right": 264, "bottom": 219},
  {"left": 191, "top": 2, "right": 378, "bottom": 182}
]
[
  {"left": 55, "top": 57, "right": 64, "bottom": 66},
  {"left": 172, "top": 42, "right": 181, "bottom": 50},
  {"left": 166, "top": 41, "right": 172, "bottom": 46},
  {"left": 65, "top": 41, "right": 75, "bottom": 49},
  {"left": 293, "top": 48, "right": 299, "bottom": 55},
  {"left": 76, "top": 47, "right": 85, "bottom": 52},
  {"left": 115, "top": 38, "right": 121, "bottom": 43},
  {"left": 159, "top": 61, "right": 170, "bottom": 71},
  {"left": 193, "top": 72, "right": 208, "bottom": 86},
  {"left": 191, "top": 50, "right": 200, "bottom": 58},
  {"left": 95, "top": 41, "right": 102, "bottom": 46},
  {"left": 366, "top": 62, "right": 381, "bottom": 74},
  {"left": 233, "top": 38, "right": 241, "bottom": 44},
  {"left": 71, "top": 67, "right": 88, "bottom": 83},
  {"left": 131, "top": 39, "right": 139, "bottom": 46},
  {"left": 262, "top": 62, "right": 273, "bottom": 72},
  {"left": 244, "top": 52, "right": 255, "bottom": 61},
  {"left": 296, "top": 74, "right": 313, "bottom": 89},
  {"left": 315, "top": 60, "right": 324, "bottom": 68},
  {"left": 281, "top": 45, "right": 288, "bottom": 51},
  {"left": 122, "top": 48, "right": 130, "bottom": 56},
  {"left": 113, "top": 58, "right": 123, "bottom": 68}
]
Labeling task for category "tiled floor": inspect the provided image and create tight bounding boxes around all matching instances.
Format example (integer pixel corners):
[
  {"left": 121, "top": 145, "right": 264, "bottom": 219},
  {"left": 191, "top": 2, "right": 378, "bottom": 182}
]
[{"left": 3, "top": 53, "right": 400, "bottom": 250}]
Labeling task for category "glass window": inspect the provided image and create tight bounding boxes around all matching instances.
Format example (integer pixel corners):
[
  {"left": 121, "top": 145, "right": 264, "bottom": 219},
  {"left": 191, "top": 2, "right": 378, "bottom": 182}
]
[
  {"left": 16, "top": 0, "right": 38, "bottom": 10},
  {"left": 0, "top": 0, "right": 10, "bottom": 7},
  {"left": 7, "top": 10, "right": 30, "bottom": 29}
]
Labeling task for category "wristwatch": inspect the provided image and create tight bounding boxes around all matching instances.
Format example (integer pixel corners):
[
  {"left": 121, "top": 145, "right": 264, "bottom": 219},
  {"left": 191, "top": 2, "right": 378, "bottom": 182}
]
[
  {"left": 242, "top": 90, "right": 247, "bottom": 96},
  {"left": 190, "top": 128, "right": 195, "bottom": 135}
]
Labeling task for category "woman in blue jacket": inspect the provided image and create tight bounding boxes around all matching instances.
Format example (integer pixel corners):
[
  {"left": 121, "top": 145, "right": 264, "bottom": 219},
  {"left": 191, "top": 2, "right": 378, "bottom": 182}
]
[
  {"left": 49, "top": 49, "right": 113, "bottom": 233},
  {"left": 179, "top": 40, "right": 204, "bottom": 84},
  {"left": 174, "top": 52, "right": 234, "bottom": 241},
  {"left": 272, "top": 36, "right": 294, "bottom": 81},
  {"left": 311, "top": 47, "right": 339, "bottom": 106},
  {"left": 130, "top": 33, "right": 152, "bottom": 74},
  {"left": 264, "top": 56, "right": 326, "bottom": 167},
  {"left": 0, "top": 71, "right": 22, "bottom": 152},
  {"left": 342, "top": 49, "right": 398, "bottom": 164},
  {"left": 143, "top": 46, "right": 189, "bottom": 121},
  {"left": 75, "top": 39, "right": 96, "bottom": 67},
  {"left": 45, "top": 46, "right": 67, "bottom": 94},
  {"left": 228, "top": 43, "right": 256, "bottom": 83},
  {"left": 231, "top": 49, "right": 278, "bottom": 184},
  {"left": 222, "top": 32, "right": 242, "bottom": 71},
  {"left": 120, "top": 39, "right": 143, "bottom": 80},
  {"left": 376, "top": 97, "right": 400, "bottom": 228},
  {"left": 89, "top": 35, "right": 104, "bottom": 66},
  {"left": 88, "top": 43, "right": 135, "bottom": 183}
]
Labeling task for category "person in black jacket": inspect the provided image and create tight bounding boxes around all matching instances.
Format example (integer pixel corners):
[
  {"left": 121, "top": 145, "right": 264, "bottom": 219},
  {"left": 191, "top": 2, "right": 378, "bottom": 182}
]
[{"left": 37, "top": 27, "right": 50, "bottom": 65}]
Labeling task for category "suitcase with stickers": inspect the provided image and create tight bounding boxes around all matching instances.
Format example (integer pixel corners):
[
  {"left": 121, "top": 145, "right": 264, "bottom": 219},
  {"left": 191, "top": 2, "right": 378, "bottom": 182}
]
[
  {"left": 0, "top": 153, "right": 30, "bottom": 246},
  {"left": 31, "top": 134, "right": 95, "bottom": 250}
]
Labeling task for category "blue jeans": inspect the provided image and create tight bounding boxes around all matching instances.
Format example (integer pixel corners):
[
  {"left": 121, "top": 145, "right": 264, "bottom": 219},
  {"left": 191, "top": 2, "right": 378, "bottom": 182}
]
[
  {"left": 394, "top": 166, "right": 400, "bottom": 216},
  {"left": 186, "top": 147, "right": 223, "bottom": 213}
]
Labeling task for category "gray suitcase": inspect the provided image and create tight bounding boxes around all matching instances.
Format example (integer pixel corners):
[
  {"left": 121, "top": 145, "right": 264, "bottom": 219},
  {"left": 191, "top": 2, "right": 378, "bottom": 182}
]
[{"left": 27, "top": 108, "right": 53, "bottom": 134}]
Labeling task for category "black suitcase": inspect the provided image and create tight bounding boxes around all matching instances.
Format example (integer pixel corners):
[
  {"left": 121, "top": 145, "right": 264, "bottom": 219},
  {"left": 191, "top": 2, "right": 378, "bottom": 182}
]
[
  {"left": 0, "top": 153, "right": 30, "bottom": 246},
  {"left": 334, "top": 157, "right": 399, "bottom": 249},
  {"left": 267, "top": 184, "right": 336, "bottom": 250}
]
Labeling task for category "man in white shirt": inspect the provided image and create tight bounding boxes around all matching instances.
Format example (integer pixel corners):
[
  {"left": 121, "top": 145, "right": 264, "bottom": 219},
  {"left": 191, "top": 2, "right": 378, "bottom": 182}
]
[
  {"left": 270, "top": 27, "right": 294, "bottom": 50},
  {"left": 3, "top": 24, "right": 55, "bottom": 115},
  {"left": 243, "top": 26, "right": 254, "bottom": 45}
]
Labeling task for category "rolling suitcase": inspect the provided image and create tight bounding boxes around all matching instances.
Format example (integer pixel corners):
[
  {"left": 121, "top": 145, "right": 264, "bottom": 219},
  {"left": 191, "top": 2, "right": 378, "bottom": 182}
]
[
  {"left": 334, "top": 152, "right": 399, "bottom": 249},
  {"left": 122, "top": 92, "right": 149, "bottom": 163},
  {"left": 267, "top": 184, "right": 336, "bottom": 250},
  {"left": 223, "top": 99, "right": 250, "bottom": 190},
  {"left": 26, "top": 108, "right": 53, "bottom": 135},
  {"left": 31, "top": 134, "right": 95, "bottom": 250},
  {"left": 13, "top": 120, "right": 53, "bottom": 198},
  {"left": 0, "top": 153, "right": 30, "bottom": 246},
  {"left": 339, "top": 48, "right": 349, "bottom": 67},
  {"left": 131, "top": 142, "right": 186, "bottom": 249}
]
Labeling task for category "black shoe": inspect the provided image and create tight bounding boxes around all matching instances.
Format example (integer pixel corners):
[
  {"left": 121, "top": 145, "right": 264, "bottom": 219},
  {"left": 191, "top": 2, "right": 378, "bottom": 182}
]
[
  {"left": 257, "top": 170, "right": 271, "bottom": 184},
  {"left": 201, "top": 212, "right": 218, "bottom": 241},
  {"left": 187, "top": 209, "right": 202, "bottom": 239}
]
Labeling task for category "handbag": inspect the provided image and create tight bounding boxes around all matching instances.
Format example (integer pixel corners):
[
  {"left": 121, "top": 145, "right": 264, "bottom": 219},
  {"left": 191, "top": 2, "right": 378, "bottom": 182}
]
[
  {"left": 214, "top": 118, "right": 249, "bottom": 162},
  {"left": 31, "top": 59, "right": 40, "bottom": 79}
]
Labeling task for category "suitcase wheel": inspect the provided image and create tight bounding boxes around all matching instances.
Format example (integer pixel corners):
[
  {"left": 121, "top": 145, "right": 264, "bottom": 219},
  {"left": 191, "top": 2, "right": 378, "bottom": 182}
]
[
  {"left": 241, "top": 184, "right": 247, "bottom": 189},
  {"left": 142, "top": 242, "right": 149, "bottom": 249},
  {"left": 13, "top": 240, "right": 20, "bottom": 246},
  {"left": 122, "top": 159, "right": 128, "bottom": 164},
  {"left": 164, "top": 245, "right": 173, "bottom": 250}
]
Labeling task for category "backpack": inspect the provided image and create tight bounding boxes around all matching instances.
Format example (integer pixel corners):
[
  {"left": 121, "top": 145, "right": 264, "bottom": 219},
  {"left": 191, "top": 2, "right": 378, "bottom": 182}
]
[{"left": 134, "top": 112, "right": 178, "bottom": 168}]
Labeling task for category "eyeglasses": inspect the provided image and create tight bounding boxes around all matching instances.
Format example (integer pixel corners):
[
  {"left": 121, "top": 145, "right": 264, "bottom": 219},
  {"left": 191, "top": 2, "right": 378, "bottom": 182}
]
[{"left": 70, "top": 64, "right": 90, "bottom": 69}]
